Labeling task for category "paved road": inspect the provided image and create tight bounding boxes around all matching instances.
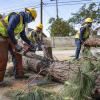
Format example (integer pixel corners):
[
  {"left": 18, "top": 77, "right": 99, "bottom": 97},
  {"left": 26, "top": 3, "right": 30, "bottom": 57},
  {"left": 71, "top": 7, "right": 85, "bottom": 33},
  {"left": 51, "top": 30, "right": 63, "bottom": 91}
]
[{"left": 36, "top": 49, "right": 100, "bottom": 60}]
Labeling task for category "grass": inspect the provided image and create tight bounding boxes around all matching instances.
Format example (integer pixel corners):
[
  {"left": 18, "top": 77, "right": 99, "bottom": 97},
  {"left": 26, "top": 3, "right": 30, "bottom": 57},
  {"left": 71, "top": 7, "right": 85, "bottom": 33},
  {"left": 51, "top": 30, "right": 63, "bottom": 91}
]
[{"left": 6, "top": 86, "right": 64, "bottom": 100}]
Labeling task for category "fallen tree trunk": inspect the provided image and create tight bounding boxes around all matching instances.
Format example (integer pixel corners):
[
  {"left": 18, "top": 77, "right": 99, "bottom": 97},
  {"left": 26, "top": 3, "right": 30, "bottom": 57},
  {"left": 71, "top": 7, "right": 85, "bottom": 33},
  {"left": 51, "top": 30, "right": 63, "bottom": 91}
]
[
  {"left": 23, "top": 52, "right": 79, "bottom": 83},
  {"left": 23, "top": 53, "right": 50, "bottom": 73},
  {"left": 7, "top": 52, "right": 100, "bottom": 99},
  {"left": 84, "top": 38, "right": 100, "bottom": 47},
  {"left": 47, "top": 61, "right": 79, "bottom": 82}
]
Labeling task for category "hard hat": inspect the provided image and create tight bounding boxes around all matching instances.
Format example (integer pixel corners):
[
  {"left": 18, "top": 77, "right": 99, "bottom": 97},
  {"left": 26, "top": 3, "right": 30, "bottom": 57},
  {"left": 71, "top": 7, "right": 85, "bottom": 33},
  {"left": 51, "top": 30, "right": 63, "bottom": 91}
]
[
  {"left": 25, "top": 8, "right": 37, "bottom": 20},
  {"left": 37, "top": 23, "right": 43, "bottom": 29},
  {"left": 85, "top": 18, "right": 93, "bottom": 23}
]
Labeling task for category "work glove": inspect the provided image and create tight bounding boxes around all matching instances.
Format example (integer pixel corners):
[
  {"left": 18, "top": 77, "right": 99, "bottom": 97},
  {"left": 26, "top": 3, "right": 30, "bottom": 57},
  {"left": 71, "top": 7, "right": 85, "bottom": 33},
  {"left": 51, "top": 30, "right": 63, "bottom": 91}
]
[
  {"left": 15, "top": 44, "right": 22, "bottom": 52},
  {"left": 29, "top": 42, "right": 37, "bottom": 52},
  {"left": 30, "top": 42, "right": 35, "bottom": 48}
]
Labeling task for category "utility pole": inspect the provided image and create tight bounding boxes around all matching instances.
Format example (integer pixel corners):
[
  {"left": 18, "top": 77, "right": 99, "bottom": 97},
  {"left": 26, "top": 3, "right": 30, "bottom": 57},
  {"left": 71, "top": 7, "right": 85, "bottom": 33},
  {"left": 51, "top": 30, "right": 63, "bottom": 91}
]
[
  {"left": 40, "top": 0, "right": 43, "bottom": 24},
  {"left": 51, "top": 0, "right": 59, "bottom": 19},
  {"left": 56, "top": 0, "right": 58, "bottom": 19}
]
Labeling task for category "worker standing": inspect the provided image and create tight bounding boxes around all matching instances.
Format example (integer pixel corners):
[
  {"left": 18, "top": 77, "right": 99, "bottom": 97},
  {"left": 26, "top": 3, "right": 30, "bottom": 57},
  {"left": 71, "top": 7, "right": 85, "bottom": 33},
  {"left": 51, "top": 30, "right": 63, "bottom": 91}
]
[
  {"left": 75, "top": 18, "right": 93, "bottom": 59},
  {"left": 0, "top": 8, "right": 37, "bottom": 85}
]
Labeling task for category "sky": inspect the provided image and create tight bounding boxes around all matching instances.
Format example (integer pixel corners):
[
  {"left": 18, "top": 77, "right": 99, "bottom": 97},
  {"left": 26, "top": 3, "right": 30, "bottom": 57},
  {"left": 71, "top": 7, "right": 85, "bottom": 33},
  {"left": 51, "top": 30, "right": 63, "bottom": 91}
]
[{"left": 0, "top": 0, "right": 99, "bottom": 37}]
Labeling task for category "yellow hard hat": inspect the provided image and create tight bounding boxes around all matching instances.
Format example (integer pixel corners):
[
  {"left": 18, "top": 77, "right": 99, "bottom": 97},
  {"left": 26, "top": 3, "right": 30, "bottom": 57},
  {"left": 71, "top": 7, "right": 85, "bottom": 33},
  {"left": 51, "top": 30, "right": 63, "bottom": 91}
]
[
  {"left": 85, "top": 18, "right": 93, "bottom": 23},
  {"left": 25, "top": 8, "right": 37, "bottom": 20},
  {"left": 37, "top": 23, "right": 43, "bottom": 29}
]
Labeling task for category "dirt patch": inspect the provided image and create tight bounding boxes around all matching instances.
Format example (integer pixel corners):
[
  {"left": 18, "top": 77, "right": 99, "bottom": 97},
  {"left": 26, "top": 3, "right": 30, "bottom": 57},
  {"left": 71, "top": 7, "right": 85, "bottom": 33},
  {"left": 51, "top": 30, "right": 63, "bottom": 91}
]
[{"left": 0, "top": 88, "right": 11, "bottom": 100}]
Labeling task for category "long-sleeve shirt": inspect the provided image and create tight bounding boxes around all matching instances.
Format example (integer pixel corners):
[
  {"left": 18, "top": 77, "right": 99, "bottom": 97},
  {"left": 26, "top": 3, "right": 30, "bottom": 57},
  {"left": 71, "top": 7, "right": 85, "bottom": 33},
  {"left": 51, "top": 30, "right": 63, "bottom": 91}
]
[
  {"left": 80, "top": 26, "right": 86, "bottom": 41},
  {"left": 7, "top": 12, "right": 31, "bottom": 45},
  {"left": 27, "top": 30, "right": 43, "bottom": 44}
]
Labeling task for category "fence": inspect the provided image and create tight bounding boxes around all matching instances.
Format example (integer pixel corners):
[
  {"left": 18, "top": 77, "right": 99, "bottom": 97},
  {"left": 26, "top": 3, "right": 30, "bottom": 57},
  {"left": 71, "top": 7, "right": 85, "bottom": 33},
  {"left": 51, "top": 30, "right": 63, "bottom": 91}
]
[{"left": 47, "top": 37, "right": 75, "bottom": 48}]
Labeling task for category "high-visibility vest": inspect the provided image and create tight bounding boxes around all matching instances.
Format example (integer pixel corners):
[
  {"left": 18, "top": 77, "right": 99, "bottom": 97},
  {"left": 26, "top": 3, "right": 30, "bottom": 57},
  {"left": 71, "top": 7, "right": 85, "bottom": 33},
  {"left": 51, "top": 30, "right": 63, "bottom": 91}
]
[
  {"left": 75, "top": 30, "right": 80, "bottom": 39},
  {"left": 27, "top": 32, "right": 36, "bottom": 43},
  {"left": 0, "top": 13, "right": 24, "bottom": 37},
  {"left": 75, "top": 26, "right": 91, "bottom": 39},
  {"left": 27, "top": 30, "right": 42, "bottom": 43}
]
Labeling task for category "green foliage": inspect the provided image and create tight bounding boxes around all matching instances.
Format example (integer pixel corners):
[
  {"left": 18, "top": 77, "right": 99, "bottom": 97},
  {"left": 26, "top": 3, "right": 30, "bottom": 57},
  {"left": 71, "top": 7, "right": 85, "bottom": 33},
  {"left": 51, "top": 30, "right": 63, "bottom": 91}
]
[
  {"left": 0, "top": 14, "right": 2, "bottom": 19},
  {"left": 8, "top": 87, "right": 63, "bottom": 100},
  {"left": 68, "top": 2, "right": 100, "bottom": 24},
  {"left": 63, "top": 69, "right": 95, "bottom": 100},
  {"left": 62, "top": 50, "right": 100, "bottom": 100},
  {"left": 82, "top": 47, "right": 93, "bottom": 58},
  {"left": 48, "top": 17, "right": 55, "bottom": 24},
  {"left": 48, "top": 18, "right": 76, "bottom": 36}
]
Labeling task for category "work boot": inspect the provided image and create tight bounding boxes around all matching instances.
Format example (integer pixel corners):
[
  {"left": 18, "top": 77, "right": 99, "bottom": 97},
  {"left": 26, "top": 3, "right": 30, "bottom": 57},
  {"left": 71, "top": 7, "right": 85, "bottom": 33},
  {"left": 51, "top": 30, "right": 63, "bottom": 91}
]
[
  {"left": 0, "top": 81, "right": 3, "bottom": 85},
  {"left": 73, "top": 58, "right": 80, "bottom": 61},
  {"left": 0, "top": 80, "right": 12, "bottom": 87}
]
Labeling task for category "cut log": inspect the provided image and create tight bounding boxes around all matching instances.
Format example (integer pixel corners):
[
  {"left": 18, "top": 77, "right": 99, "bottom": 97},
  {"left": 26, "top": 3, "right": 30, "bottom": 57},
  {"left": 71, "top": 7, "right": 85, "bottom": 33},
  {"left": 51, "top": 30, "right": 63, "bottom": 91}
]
[
  {"left": 42, "top": 47, "right": 53, "bottom": 60},
  {"left": 23, "top": 53, "right": 50, "bottom": 74},
  {"left": 23, "top": 53, "right": 79, "bottom": 83},
  {"left": 42, "top": 38, "right": 53, "bottom": 60},
  {"left": 84, "top": 38, "right": 100, "bottom": 47},
  {"left": 47, "top": 61, "right": 79, "bottom": 83}
]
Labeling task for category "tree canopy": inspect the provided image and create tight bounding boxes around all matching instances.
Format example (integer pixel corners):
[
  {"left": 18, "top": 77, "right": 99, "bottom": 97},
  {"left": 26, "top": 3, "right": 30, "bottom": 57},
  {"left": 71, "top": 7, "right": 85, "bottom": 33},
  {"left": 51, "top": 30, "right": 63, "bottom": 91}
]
[
  {"left": 48, "top": 18, "right": 76, "bottom": 37},
  {"left": 0, "top": 14, "right": 2, "bottom": 19},
  {"left": 68, "top": 2, "right": 100, "bottom": 24}
]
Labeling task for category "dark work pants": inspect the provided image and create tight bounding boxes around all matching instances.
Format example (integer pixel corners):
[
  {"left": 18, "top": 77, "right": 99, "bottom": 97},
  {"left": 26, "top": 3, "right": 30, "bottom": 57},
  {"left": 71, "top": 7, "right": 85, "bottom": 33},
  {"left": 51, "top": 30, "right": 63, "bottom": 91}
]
[
  {"left": 75, "top": 39, "right": 82, "bottom": 59},
  {"left": 0, "top": 37, "right": 24, "bottom": 82}
]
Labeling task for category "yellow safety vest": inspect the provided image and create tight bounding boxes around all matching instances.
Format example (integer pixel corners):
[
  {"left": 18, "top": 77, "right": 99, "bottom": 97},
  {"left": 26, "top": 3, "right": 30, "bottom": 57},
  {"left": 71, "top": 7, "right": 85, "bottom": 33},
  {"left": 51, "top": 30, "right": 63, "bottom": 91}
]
[
  {"left": 0, "top": 13, "right": 24, "bottom": 37},
  {"left": 27, "top": 30, "right": 42, "bottom": 43},
  {"left": 27, "top": 32, "right": 36, "bottom": 43},
  {"left": 75, "top": 26, "right": 90, "bottom": 39}
]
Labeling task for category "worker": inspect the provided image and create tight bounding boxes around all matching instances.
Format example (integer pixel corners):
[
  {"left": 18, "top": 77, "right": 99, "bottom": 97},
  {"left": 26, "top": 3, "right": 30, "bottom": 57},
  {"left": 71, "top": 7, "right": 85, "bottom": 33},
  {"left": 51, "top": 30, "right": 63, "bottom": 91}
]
[
  {"left": 0, "top": 8, "right": 37, "bottom": 85},
  {"left": 27, "top": 23, "right": 43, "bottom": 52},
  {"left": 26, "top": 23, "right": 53, "bottom": 60},
  {"left": 75, "top": 18, "right": 93, "bottom": 59}
]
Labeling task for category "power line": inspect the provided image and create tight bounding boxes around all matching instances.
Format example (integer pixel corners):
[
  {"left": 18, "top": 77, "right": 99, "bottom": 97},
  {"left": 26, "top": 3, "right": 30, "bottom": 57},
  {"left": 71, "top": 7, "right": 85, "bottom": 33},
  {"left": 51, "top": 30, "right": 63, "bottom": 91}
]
[
  {"left": 0, "top": 4, "right": 40, "bottom": 14},
  {"left": 43, "top": 1, "right": 99, "bottom": 7},
  {"left": 44, "top": 1, "right": 99, "bottom": 5},
  {"left": 3, "top": 1, "right": 40, "bottom": 10},
  {"left": 2, "top": 0, "right": 95, "bottom": 13},
  {"left": 0, "top": 1, "right": 99, "bottom": 14},
  {"left": 45, "top": 0, "right": 92, "bottom": 3}
]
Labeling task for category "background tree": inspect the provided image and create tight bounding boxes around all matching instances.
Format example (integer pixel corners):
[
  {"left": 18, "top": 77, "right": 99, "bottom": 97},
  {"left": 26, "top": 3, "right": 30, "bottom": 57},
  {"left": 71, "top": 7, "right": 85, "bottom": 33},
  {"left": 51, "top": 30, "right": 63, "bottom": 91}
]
[
  {"left": 48, "top": 18, "right": 76, "bottom": 37},
  {"left": 68, "top": 2, "right": 100, "bottom": 24},
  {"left": 0, "top": 14, "right": 2, "bottom": 19}
]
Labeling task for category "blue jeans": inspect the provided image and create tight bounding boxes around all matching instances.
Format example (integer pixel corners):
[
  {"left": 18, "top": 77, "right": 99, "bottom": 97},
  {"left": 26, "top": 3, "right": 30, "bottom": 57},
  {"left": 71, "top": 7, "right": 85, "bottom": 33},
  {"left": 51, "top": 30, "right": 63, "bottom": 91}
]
[{"left": 75, "top": 39, "right": 82, "bottom": 59}]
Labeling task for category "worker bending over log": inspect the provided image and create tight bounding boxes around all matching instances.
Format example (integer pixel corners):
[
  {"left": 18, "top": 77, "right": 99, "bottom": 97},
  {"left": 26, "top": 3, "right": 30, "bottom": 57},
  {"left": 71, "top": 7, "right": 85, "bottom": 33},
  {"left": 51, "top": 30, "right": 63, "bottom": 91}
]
[
  {"left": 0, "top": 8, "right": 37, "bottom": 85},
  {"left": 24, "top": 23, "right": 53, "bottom": 60}
]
